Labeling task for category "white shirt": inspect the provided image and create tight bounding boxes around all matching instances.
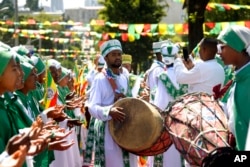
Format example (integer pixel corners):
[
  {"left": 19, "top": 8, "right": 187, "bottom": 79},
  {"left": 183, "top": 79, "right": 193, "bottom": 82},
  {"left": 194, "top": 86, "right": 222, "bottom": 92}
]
[{"left": 174, "top": 58, "right": 225, "bottom": 95}]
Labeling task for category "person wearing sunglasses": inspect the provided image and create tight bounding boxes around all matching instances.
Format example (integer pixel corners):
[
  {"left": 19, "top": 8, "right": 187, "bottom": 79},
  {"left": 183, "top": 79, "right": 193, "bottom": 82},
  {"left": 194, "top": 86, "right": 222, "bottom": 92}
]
[{"left": 217, "top": 25, "right": 250, "bottom": 151}]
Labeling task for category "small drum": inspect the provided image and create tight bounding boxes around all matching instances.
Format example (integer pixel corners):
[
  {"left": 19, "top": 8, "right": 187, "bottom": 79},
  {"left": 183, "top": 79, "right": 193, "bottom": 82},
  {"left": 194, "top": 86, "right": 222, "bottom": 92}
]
[
  {"left": 164, "top": 92, "right": 231, "bottom": 166},
  {"left": 109, "top": 97, "right": 172, "bottom": 156}
]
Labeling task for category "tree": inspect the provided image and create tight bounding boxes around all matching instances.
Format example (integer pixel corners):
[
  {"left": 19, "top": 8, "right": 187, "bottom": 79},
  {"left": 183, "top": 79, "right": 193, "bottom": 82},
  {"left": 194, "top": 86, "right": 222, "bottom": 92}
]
[
  {"left": 184, "top": 0, "right": 250, "bottom": 52},
  {"left": 183, "top": 0, "right": 209, "bottom": 52},
  {"left": 0, "top": 0, "right": 14, "bottom": 20},
  {"left": 25, "top": 0, "right": 42, "bottom": 11},
  {"left": 97, "top": 0, "right": 168, "bottom": 73}
]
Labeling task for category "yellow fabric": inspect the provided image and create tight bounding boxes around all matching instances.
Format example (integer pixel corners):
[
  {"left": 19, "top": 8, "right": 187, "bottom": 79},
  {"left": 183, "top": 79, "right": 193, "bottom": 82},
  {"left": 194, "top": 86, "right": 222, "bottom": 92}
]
[{"left": 122, "top": 54, "right": 132, "bottom": 64}]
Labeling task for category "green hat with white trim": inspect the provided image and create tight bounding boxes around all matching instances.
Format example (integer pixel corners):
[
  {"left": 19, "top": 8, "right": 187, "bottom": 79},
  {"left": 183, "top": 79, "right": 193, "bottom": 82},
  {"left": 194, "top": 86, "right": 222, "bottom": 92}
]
[
  {"left": 31, "top": 54, "right": 45, "bottom": 75},
  {"left": 100, "top": 39, "right": 122, "bottom": 57},
  {"left": 217, "top": 25, "right": 250, "bottom": 53},
  {"left": 20, "top": 61, "right": 35, "bottom": 81},
  {"left": 0, "top": 50, "right": 14, "bottom": 76},
  {"left": 58, "top": 67, "right": 70, "bottom": 82}
]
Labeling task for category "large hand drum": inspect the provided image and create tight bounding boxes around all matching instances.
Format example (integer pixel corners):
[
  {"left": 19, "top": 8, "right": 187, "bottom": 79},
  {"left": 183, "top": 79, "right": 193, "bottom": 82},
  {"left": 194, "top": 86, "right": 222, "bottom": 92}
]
[
  {"left": 165, "top": 92, "right": 231, "bottom": 166},
  {"left": 109, "top": 97, "right": 172, "bottom": 156}
]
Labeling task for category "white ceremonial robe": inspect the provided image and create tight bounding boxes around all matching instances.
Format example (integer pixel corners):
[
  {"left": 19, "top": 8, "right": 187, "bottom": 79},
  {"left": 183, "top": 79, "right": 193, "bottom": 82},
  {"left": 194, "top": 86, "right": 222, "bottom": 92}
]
[
  {"left": 145, "top": 60, "right": 165, "bottom": 103},
  {"left": 88, "top": 72, "right": 138, "bottom": 167},
  {"left": 49, "top": 99, "right": 82, "bottom": 167},
  {"left": 174, "top": 58, "right": 225, "bottom": 95},
  {"left": 149, "top": 67, "right": 182, "bottom": 167}
]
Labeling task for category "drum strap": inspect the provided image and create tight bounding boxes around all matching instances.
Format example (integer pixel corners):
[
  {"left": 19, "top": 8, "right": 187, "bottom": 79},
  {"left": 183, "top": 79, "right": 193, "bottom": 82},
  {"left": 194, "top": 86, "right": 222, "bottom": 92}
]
[
  {"left": 102, "top": 68, "right": 118, "bottom": 93},
  {"left": 159, "top": 72, "right": 188, "bottom": 99}
]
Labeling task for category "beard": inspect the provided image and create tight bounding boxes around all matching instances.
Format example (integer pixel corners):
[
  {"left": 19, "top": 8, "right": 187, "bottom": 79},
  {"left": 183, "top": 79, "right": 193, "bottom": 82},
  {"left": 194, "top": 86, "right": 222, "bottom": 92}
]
[{"left": 110, "top": 62, "right": 122, "bottom": 68}]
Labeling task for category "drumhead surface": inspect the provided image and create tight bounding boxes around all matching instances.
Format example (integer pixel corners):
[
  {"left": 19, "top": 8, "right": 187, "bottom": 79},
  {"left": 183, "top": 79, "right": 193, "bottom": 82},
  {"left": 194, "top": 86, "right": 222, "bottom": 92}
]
[{"left": 109, "top": 97, "right": 163, "bottom": 152}]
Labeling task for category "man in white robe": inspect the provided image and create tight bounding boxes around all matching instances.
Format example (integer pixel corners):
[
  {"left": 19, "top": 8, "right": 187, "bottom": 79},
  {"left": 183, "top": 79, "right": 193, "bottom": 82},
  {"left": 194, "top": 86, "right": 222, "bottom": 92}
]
[
  {"left": 87, "top": 39, "right": 138, "bottom": 167},
  {"left": 152, "top": 42, "right": 183, "bottom": 167},
  {"left": 145, "top": 40, "right": 169, "bottom": 103},
  {"left": 174, "top": 38, "right": 225, "bottom": 95}
]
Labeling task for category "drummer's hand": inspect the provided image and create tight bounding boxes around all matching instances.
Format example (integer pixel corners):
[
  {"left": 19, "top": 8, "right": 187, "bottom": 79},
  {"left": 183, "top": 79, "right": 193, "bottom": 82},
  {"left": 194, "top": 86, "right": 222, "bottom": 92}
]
[{"left": 109, "top": 107, "right": 126, "bottom": 122}]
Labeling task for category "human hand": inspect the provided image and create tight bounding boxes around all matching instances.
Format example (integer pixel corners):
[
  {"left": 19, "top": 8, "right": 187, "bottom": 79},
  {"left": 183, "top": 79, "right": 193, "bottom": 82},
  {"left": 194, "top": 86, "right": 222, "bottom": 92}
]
[
  {"left": 182, "top": 58, "right": 194, "bottom": 70},
  {"left": 6, "top": 127, "right": 41, "bottom": 155},
  {"left": 48, "top": 140, "right": 75, "bottom": 151},
  {"left": 0, "top": 146, "right": 27, "bottom": 167},
  {"left": 44, "top": 105, "right": 67, "bottom": 122},
  {"left": 67, "top": 119, "right": 82, "bottom": 128},
  {"left": 109, "top": 107, "right": 126, "bottom": 122}
]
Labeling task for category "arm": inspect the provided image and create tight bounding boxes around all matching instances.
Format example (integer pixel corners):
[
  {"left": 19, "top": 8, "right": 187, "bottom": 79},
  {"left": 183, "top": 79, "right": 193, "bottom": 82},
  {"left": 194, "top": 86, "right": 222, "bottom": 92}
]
[
  {"left": 87, "top": 75, "right": 113, "bottom": 121},
  {"left": 174, "top": 58, "right": 202, "bottom": 85}
]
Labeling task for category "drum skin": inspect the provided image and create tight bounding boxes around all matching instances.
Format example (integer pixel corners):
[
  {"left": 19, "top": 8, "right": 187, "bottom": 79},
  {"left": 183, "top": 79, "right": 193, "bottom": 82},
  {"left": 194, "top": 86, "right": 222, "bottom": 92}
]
[
  {"left": 109, "top": 97, "right": 172, "bottom": 156},
  {"left": 165, "top": 92, "right": 231, "bottom": 166}
]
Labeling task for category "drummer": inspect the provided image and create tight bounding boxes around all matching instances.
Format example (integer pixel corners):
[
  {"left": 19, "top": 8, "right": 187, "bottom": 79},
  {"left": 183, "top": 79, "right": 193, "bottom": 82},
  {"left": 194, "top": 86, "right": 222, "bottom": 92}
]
[
  {"left": 217, "top": 25, "right": 250, "bottom": 151},
  {"left": 86, "top": 39, "right": 138, "bottom": 167}
]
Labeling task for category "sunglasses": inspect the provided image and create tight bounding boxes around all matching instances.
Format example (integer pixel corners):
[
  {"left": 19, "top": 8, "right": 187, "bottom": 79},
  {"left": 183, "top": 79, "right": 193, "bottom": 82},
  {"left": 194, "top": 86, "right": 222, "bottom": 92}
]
[{"left": 217, "top": 44, "right": 226, "bottom": 54}]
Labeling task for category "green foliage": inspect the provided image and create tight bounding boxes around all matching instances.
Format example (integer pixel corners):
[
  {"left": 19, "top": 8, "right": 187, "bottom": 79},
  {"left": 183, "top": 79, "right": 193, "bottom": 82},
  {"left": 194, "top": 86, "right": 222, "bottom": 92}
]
[
  {"left": 59, "top": 58, "right": 76, "bottom": 70},
  {"left": 25, "top": 0, "right": 42, "bottom": 11},
  {"left": 0, "top": 0, "right": 14, "bottom": 20},
  {"left": 97, "top": 0, "right": 168, "bottom": 72},
  {"left": 205, "top": 0, "right": 250, "bottom": 22}
]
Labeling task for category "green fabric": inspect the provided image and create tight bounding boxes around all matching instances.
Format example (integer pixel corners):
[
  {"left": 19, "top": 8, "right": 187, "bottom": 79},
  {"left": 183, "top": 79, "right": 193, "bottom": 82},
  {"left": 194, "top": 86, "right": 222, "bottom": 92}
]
[
  {"left": 4, "top": 92, "right": 33, "bottom": 128},
  {"left": 20, "top": 62, "right": 34, "bottom": 81},
  {"left": 215, "top": 55, "right": 234, "bottom": 103},
  {"left": 10, "top": 91, "right": 55, "bottom": 167},
  {"left": 59, "top": 67, "right": 70, "bottom": 82},
  {"left": 0, "top": 50, "right": 13, "bottom": 76},
  {"left": 126, "top": 74, "right": 138, "bottom": 97},
  {"left": 15, "top": 91, "right": 38, "bottom": 120},
  {"left": 31, "top": 55, "right": 45, "bottom": 75},
  {"left": 17, "top": 46, "right": 29, "bottom": 56},
  {"left": 0, "top": 96, "right": 18, "bottom": 153},
  {"left": 233, "top": 64, "right": 250, "bottom": 150},
  {"left": 217, "top": 27, "right": 245, "bottom": 52},
  {"left": 57, "top": 85, "right": 75, "bottom": 118},
  {"left": 94, "top": 120, "right": 105, "bottom": 167},
  {"left": 154, "top": 154, "right": 163, "bottom": 167},
  {"left": 84, "top": 117, "right": 96, "bottom": 164},
  {"left": 159, "top": 73, "right": 188, "bottom": 99},
  {"left": 29, "top": 82, "right": 45, "bottom": 111}
]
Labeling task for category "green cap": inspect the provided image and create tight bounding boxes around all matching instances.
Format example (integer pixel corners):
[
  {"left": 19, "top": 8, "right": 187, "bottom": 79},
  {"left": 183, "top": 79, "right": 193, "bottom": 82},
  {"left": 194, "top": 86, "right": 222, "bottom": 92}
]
[
  {"left": 31, "top": 54, "right": 45, "bottom": 75},
  {"left": 217, "top": 25, "right": 250, "bottom": 53},
  {"left": 58, "top": 67, "right": 70, "bottom": 82},
  {"left": 13, "top": 45, "right": 29, "bottom": 56},
  {"left": 0, "top": 50, "right": 14, "bottom": 76},
  {"left": 20, "top": 62, "right": 34, "bottom": 81}
]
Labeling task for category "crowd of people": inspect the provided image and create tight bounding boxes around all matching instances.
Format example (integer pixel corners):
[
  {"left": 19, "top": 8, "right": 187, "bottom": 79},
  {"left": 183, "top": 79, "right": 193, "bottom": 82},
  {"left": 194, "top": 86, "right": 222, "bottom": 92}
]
[{"left": 0, "top": 25, "right": 250, "bottom": 167}]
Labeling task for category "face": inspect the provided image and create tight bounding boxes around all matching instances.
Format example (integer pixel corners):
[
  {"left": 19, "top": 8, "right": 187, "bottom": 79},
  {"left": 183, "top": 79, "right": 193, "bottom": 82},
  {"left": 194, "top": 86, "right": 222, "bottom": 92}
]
[
  {"left": 217, "top": 44, "right": 239, "bottom": 66},
  {"left": 122, "top": 63, "right": 131, "bottom": 72},
  {"left": 67, "top": 77, "right": 74, "bottom": 92},
  {"left": 105, "top": 50, "right": 122, "bottom": 68},
  {"left": 0, "top": 58, "right": 23, "bottom": 93},
  {"left": 49, "top": 66, "right": 60, "bottom": 83},
  {"left": 38, "top": 71, "right": 46, "bottom": 84},
  {"left": 24, "top": 68, "right": 38, "bottom": 91},
  {"left": 58, "top": 75, "right": 70, "bottom": 87},
  {"left": 16, "top": 62, "right": 25, "bottom": 90}
]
